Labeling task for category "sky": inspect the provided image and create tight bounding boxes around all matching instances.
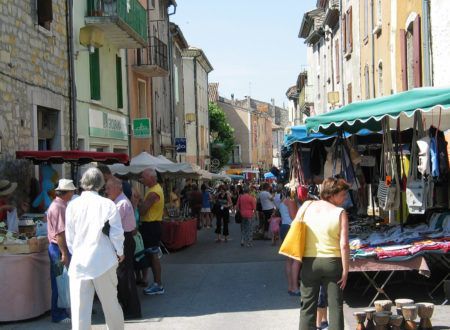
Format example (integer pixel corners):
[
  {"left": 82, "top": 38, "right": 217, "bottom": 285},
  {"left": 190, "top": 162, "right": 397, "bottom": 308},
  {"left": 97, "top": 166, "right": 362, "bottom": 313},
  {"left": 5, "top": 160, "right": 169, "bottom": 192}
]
[{"left": 173, "top": 0, "right": 316, "bottom": 108}]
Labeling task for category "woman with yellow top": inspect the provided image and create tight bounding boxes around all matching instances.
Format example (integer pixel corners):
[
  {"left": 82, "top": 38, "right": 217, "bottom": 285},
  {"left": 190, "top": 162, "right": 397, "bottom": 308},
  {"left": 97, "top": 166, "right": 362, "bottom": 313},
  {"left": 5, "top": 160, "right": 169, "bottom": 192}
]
[{"left": 299, "top": 178, "right": 350, "bottom": 330}]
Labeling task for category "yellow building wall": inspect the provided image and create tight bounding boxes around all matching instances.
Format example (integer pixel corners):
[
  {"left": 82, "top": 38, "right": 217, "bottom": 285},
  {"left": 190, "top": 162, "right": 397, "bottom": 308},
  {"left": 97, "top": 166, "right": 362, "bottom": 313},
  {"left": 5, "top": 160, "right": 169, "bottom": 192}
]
[
  {"left": 395, "top": 0, "right": 422, "bottom": 92},
  {"left": 359, "top": 0, "right": 393, "bottom": 99}
]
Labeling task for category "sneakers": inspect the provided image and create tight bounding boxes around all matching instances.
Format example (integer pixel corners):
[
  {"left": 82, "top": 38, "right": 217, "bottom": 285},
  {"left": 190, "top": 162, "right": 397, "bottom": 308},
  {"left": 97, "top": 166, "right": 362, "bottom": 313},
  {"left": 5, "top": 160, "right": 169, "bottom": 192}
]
[
  {"left": 143, "top": 283, "right": 165, "bottom": 295},
  {"left": 288, "top": 290, "right": 301, "bottom": 296},
  {"left": 319, "top": 321, "right": 329, "bottom": 330}
]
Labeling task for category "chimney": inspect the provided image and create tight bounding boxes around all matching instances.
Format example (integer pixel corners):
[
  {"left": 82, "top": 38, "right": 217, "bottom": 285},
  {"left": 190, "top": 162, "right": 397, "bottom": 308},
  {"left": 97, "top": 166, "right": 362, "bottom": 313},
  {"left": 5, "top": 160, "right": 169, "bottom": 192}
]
[{"left": 231, "top": 93, "right": 234, "bottom": 101}]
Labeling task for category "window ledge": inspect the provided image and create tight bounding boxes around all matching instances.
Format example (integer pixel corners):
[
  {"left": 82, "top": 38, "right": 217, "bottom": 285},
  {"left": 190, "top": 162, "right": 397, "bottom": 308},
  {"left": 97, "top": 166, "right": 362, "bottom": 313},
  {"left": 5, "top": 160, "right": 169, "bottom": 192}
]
[
  {"left": 373, "top": 23, "right": 382, "bottom": 36},
  {"left": 36, "top": 25, "right": 53, "bottom": 37},
  {"left": 90, "top": 99, "right": 102, "bottom": 105}
]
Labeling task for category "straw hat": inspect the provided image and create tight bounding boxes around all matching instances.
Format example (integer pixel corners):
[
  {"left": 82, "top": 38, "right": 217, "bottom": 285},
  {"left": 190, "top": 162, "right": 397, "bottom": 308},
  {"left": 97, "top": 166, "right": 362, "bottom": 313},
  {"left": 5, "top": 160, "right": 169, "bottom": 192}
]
[
  {"left": 0, "top": 180, "right": 18, "bottom": 196},
  {"left": 55, "top": 179, "right": 77, "bottom": 191}
]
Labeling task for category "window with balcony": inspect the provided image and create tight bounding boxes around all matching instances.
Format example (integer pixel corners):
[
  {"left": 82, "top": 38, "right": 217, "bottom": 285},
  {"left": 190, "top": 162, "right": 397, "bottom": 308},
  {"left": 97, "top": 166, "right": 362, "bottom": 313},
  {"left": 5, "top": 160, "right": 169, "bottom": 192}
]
[{"left": 89, "top": 48, "right": 101, "bottom": 101}]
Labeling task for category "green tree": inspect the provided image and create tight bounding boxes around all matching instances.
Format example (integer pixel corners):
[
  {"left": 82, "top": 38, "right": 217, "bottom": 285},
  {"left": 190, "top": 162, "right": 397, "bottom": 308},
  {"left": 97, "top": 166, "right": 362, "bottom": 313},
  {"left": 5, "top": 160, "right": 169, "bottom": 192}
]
[{"left": 209, "top": 102, "right": 235, "bottom": 170}]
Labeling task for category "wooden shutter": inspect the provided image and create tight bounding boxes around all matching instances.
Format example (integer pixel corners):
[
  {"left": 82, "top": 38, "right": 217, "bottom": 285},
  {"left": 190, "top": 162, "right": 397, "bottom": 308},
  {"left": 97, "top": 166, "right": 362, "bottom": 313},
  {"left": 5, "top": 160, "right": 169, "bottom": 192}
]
[
  {"left": 37, "top": 0, "right": 53, "bottom": 26},
  {"left": 335, "top": 40, "right": 340, "bottom": 83},
  {"left": 89, "top": 48, "right": 101, "bottom": 101},
  {"left": 348, "top": 7, "right": 353, "bottom": 52},
  {"left": 347, "top": 83, "right": 352, "bottom": 104},
  {"left": 116, "top": 55, "right": 123, "bottom": 108},
  {"left": 413, "top": 15, "right": 422, "bottom": 87},
  {"left": 400, "top": 29, "right": 407, "bottom": 91},
  {"left": 342, "top": 14, "right": 347, "bottom": 54}
]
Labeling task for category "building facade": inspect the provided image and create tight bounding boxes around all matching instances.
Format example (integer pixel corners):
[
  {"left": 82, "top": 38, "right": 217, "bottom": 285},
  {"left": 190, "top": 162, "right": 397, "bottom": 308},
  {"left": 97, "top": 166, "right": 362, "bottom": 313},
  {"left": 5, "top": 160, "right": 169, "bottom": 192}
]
[
  {"left": 0, "top": 1, "right": 70, "bottom": 174},
  {"left": 182, "top": 47, "right": 213, "bottom": 169},
  {"left": 73, "top": 0, "right": 149, "bottom": 154}
]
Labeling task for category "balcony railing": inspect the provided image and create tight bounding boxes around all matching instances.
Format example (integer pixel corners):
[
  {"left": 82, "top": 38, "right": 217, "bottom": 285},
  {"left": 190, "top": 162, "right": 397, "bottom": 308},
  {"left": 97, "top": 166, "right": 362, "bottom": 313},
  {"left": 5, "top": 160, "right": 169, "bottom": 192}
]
[
  {"left": 132, "top": 37, "right": 169, "bottom": 77},
  {"left": 86, "top": 0, "right": 147, "bottom": 48}
]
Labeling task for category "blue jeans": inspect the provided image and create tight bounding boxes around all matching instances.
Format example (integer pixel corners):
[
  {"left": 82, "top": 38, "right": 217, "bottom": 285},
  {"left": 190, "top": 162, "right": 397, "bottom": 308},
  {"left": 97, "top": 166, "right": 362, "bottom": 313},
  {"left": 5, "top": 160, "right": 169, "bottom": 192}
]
[{"left": 48, "top": 243, "right": 70, "bottom": 322}]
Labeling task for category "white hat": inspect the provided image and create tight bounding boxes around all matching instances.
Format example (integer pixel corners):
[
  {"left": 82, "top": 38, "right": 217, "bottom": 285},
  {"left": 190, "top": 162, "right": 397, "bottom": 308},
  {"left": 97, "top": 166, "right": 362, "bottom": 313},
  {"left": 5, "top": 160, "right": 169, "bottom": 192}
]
[
  {"left": 55, "top": 179, "right": 77, "bottom": 191},
  {"left": 0, "top": 180, "right": 17, "bottom": 196}
]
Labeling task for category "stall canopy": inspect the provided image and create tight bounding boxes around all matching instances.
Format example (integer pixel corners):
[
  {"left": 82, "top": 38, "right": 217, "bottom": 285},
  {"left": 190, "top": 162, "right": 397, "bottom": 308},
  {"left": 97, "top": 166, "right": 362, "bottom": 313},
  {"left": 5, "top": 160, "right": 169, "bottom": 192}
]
[
  {"left": 15, "top": 150, "right": 129, "bottom": 164},
  {"left": 305, "top": 87, "right": 450, "bottom": 134},
  {"left": 284, "top": 125, "right": 341, "bottom": 147},
  {"left": 109, "top": 151, "right": 204, "bottom": 179}
]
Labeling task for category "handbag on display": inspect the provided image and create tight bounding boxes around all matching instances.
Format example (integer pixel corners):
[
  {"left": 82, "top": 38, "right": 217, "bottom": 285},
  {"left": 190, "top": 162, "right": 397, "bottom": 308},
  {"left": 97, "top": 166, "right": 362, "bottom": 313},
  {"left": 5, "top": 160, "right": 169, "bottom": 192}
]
[
  {"left": 376, "top": 120, "right": 400, "bottom": 211},
  {"left": 278, "top": 201, "right": 312, "bottom": 261},
  {"left": 406, "top": 113, "right": 428, "bottom": 214}
]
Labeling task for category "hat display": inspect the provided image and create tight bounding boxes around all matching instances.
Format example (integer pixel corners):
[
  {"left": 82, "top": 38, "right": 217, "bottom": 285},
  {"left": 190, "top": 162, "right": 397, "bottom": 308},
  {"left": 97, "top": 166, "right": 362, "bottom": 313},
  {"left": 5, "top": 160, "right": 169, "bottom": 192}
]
[
  {"left": 0, "top": 180, "right": 18, "bottom": 196},
  {"left": 55, "top": 179, "right": 77, "bottom": 191}
]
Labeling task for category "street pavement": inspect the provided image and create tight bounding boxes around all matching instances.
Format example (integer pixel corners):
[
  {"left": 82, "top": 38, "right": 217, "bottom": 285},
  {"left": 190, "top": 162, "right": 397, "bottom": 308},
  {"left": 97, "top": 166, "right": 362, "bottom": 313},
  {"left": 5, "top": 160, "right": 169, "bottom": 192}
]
[{"left": 1, "top": 218, "right": 449, "bottom": 329}]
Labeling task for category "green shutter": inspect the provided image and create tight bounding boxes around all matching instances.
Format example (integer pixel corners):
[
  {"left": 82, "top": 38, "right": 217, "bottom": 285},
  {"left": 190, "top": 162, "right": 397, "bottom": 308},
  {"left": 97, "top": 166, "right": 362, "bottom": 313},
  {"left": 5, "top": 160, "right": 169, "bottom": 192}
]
[
  {"left": 89, "top": 48, "right": 100, "bottom": 100},
  {"left": 116, "top": 55, "right": 123, "bottom": 109}
]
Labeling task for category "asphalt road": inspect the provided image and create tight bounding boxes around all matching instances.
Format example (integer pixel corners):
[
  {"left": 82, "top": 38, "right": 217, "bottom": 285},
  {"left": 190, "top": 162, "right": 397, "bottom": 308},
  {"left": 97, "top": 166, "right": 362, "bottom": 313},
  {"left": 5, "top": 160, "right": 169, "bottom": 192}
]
[{"left": 2, "top": 218, "right": 449, "bottom": 329}]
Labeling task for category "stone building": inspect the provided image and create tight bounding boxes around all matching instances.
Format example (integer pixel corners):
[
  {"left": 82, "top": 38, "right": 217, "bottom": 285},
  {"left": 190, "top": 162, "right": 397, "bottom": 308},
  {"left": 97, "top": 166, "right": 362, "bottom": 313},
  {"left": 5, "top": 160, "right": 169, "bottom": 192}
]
[
  {"left": 0, "top": 1, "right": 71, "bottom": 179},
  {"left": 182, "top": 47, "right": 213, "bottom": 169}
]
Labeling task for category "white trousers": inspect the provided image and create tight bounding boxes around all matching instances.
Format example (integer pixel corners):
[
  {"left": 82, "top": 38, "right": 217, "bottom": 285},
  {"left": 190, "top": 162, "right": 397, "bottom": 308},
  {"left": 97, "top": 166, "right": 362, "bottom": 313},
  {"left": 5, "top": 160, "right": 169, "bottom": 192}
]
[{"left": 70, "top": 265, "right": 124, "bottom": 330}]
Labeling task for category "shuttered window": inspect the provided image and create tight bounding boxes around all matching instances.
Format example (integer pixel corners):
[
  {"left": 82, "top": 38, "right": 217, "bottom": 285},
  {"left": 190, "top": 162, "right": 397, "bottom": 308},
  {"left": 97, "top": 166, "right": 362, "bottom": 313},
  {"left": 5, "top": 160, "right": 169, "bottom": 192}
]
[
  {"left": 116, "top": 55, "right": 123, "bottom": 108},
  {"left": 342, "top": 14, "right": 347, "bottom": 53},
  {"left": 348, "top": 7, "right": 353, "bottom": 52},
  {"left": 347, "top": 83, "right": 352, "bottom": 104},
  {"left": 364, "top": 65, "right": 370, "bottom": 100},
  {"left": 89, "top": 48, "right": 101, "bottom": 101},
  {"left": 400, "top": 29, "right": 407, "bottom": 91},
  {"left": 413, "top": 15, "right": 422, "bottom": 88},
  {"left": 335, "top": 40, "right": 340, "bottom": 83}
]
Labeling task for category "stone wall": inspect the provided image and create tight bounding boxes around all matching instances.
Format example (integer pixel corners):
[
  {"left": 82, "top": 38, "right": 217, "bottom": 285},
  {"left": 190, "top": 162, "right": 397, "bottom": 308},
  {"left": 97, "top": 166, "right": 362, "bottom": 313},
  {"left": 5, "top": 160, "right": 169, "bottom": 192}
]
[{"left": 0, "top": 0, "right": 70, "bottom": 160}]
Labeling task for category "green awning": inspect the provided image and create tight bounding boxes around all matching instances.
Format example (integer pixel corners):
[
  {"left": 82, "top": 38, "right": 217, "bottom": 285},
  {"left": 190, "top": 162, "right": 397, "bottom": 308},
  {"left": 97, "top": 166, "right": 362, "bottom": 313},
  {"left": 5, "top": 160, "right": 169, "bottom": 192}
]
[{"left": 305, "top": 87, "right": 450, "bottom": 134}]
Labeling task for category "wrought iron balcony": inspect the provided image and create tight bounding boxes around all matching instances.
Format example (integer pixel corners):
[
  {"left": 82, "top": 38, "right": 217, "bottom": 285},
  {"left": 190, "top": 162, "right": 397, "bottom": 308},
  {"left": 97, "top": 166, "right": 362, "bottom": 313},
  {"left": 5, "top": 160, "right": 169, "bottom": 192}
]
[
  {"left": 86, "top": 0, "right": 147, "bottom": 48},
  {"left": 132, "top": 37, "right": 169, "bottom": 77}
]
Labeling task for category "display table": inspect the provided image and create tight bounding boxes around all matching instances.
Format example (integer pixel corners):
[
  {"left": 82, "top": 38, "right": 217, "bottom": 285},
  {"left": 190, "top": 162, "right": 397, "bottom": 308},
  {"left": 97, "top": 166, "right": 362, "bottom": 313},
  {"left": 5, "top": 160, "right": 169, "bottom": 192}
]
[
  {"left": 161, "top": 218, "right": 197, "bottom": 251},
  {"left": 0, "top": 250, "right": 51, "bottom": 321},
  {"left": 349, "top": 256, "right": 430, "bottom": 306}
]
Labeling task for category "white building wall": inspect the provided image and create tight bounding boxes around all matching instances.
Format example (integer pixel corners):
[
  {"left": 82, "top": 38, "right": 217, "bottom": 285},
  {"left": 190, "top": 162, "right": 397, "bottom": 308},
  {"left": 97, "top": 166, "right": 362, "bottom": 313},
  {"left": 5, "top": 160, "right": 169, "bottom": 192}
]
[
  {"left": 196, "top": 63, "right": 210, "bottom": 167},
  {"left": 430, "top": 0, "right": 450, "bottom": 87},
  {"left": 182, "top": 57, "right": 197, "bottom": 162},
  {"left": 342, "top": 0, "right": 362, "bottom": 105}
]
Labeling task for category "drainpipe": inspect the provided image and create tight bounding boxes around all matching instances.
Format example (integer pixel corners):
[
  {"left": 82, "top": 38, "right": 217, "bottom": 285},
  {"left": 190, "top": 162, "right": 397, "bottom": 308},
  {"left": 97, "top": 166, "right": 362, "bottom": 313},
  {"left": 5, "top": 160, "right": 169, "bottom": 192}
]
[
  {"left": 66, "top": 0, "right": 77, "bottom": 179},
  {"left": 371, "top": 0, "right": 376, "bottom": 98},
  {"left": 193, "top": 55, "right": 200, "bottom": 166},
  {"left": 167, "top": 2, "right": 177, "bottom": 159},
  {"left": 125, "top": 51, "right": 132, "bottom": 157},
  {"left": 422, "top": 0, "right": 432, "bottom": 86},
  {"left": 339, "top": 0, "right": 345, "bottom": 105}
]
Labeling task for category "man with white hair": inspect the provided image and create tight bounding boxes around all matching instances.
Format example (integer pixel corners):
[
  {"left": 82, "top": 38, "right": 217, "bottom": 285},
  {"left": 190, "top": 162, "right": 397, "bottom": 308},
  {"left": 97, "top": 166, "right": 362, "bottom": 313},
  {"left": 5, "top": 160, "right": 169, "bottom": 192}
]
[
  {"left": 138, "top": 168, "right": 165, "bottom": 295},
  {"left": 66, "top": 167, "right": 125, "bottom": 330}
]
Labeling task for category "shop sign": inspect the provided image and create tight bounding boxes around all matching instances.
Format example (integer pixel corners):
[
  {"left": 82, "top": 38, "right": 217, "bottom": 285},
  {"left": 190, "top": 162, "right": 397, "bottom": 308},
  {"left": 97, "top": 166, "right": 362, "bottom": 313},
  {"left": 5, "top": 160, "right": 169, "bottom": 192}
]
[
  {"left": 133, "top": 118, "right": 151, "bottom": 138},
  {"left": 89, "top": 109, "right": 127, "bottom": 140},
  {"left": 175, "top": 137, "right": 186, "bottom": 153}
]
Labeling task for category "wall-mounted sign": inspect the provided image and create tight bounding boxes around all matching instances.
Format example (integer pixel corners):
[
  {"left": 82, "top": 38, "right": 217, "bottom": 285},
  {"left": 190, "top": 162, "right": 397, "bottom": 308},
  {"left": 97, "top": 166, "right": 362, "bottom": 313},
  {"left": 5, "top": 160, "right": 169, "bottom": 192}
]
[
  {"left": 89, "top": 109, "right": 127, "bottom": 140},
  {"left": 133, "top": 118, "right": 151, "bottom": 138},
  {"left": 175, "top": 137, "right": 186, "bottom": 153}
]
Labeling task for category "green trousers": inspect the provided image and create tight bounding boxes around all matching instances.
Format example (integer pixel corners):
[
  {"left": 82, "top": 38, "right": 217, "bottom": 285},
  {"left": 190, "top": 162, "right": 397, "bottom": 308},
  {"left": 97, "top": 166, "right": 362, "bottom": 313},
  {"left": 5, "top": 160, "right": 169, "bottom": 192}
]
[{"left": 299, "top": 257, "right": 344, "bottom": 330}]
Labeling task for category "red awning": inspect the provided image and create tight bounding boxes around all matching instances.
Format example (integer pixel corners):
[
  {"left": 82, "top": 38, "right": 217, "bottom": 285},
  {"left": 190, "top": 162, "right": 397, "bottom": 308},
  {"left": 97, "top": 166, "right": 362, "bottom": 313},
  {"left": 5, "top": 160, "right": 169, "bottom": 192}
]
[{"left": 16, "top": 150, "right": 129, "bottom": 165}]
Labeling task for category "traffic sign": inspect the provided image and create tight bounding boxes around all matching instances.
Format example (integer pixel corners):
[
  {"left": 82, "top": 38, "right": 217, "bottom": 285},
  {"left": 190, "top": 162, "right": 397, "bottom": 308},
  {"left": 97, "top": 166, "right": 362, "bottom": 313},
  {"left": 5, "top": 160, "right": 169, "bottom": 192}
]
[{"left": 175, "top": 138, "right": 187, "bottom": 153}]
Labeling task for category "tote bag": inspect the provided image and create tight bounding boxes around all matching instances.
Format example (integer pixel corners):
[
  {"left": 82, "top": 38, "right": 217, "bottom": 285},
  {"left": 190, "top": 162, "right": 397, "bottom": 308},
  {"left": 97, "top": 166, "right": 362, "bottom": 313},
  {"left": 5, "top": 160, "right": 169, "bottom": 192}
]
[{"left": 278, "top": 201, "right": 312, "bottom": 261}]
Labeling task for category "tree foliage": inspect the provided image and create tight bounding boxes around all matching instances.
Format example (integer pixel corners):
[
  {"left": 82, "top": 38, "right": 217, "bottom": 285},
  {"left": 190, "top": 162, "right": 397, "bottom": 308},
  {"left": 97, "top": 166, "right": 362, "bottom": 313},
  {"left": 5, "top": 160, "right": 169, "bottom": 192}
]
[{"left": 209, "top": 102, "right": 235, "bottom": 170}]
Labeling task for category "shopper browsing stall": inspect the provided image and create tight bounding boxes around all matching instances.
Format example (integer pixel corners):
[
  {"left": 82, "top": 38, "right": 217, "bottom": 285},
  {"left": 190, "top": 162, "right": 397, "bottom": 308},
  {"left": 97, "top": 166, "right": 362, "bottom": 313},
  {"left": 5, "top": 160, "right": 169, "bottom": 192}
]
[{"left": 46, "top": 179, "right": 76, "bottom": 324}]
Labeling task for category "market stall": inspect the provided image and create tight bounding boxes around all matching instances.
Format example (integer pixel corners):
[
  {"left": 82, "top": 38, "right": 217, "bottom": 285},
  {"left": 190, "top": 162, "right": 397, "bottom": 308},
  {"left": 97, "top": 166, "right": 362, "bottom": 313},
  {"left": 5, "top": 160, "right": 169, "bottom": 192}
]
[
  {"left": 285, "top": 87, "right": 450, "bottom": 304},
  {"left": 109, "top": 152, "right": 204, "bottom": 251},
  {"left": 0, "top": 151, "right": 129, "bottom": 322}
]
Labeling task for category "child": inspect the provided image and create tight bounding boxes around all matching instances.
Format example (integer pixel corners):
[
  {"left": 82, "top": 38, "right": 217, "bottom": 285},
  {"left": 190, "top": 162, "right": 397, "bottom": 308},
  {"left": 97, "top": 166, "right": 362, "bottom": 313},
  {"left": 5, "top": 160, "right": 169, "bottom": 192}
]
[{"left": 269, "top": 209, "right": 282, "bottom": 246}]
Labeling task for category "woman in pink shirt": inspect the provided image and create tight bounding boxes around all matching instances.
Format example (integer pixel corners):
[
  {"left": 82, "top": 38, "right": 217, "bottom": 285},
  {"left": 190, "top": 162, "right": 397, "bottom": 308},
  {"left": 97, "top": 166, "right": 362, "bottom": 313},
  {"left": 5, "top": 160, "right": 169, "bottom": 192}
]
[{"left": 235, "top": 186, "right": 256, "bottom": 247}]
